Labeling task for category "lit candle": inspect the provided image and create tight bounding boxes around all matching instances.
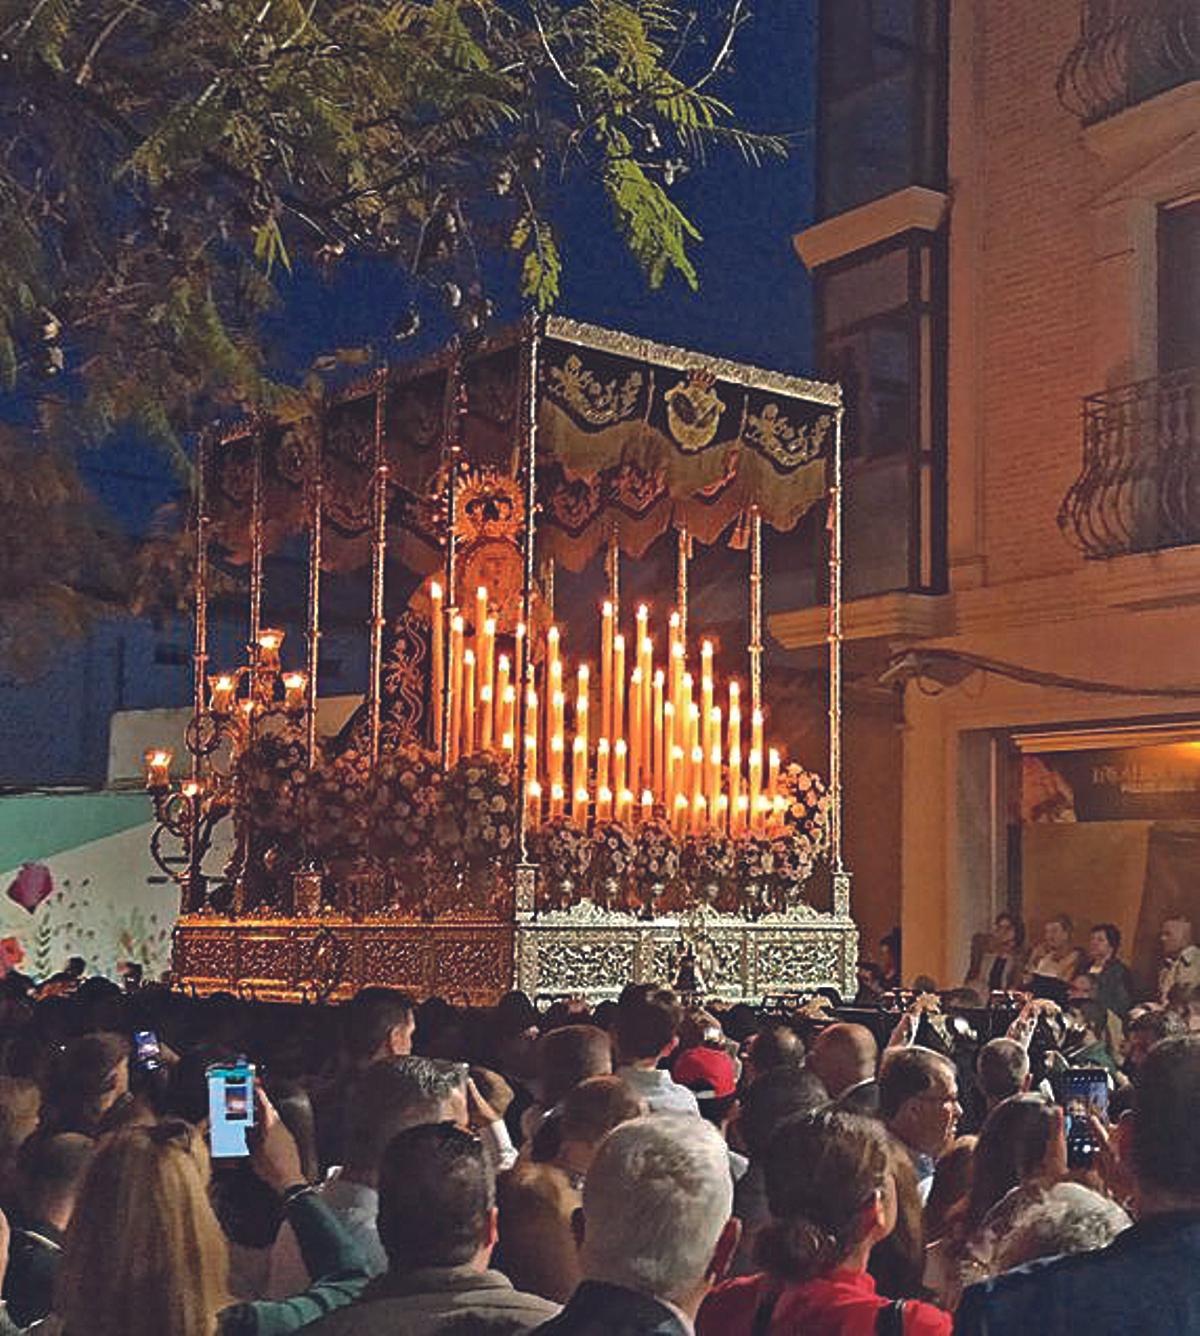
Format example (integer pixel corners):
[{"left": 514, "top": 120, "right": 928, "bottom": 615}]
[
  {"left": 143, "top": 748, "right": 173, "bottom": 790},
  {"left": 674, "top": 791, "right": 689, "bottom": 836},
  {"left": 462, "top": 648, "right": 476, "bottom": 755},
  {"left": 550, "top": 782, "right": 565, "bottom": 820},
  {"left": 526, "top": 779, "right": 542, "bottom": 828},
  {"left": 617, "top": 787, "right": 634, "bottom": 825},
  {"left": 700, "top": 640, "right": 714, "bottom": 761},
  {"left": 572, "top": 738, "right": 588, "bottom": 826},
  {"left": 181, "top": 777, "right": 203, "bottom": 801},
  {"left": 708, "top": 733, "right": 722, "bottom": 824},
  {"left": 653, "top": 669, "right": 665, "bottom": 801},
  {"left": 546, "top": 624, "right": 561, "bottom": 755},
  {"left": 430, "top": 581, "right": 444, "bottom": 749},
  {"left": 514, "top": 622, "right": 526, "bottom": 693},
  {"left": 691, "top": 745, "right": 704, "bottom": 832},
  {"left": 752, "top": 708, "right": 765, "bottom": 768},
  {"left": 596, "top": 737, "right": 611, "bottom": 798},
  {"left": 664, "top": 705, "right": 677, "bottom": 808},
  {"left": 498, "top": 656, "right": 512, "bottom": 741},
  {"left": 479, "top": 616, "right": 496, "bottom": 742},
  {"left": 475, "top": 586, "right": 489, "bottom": 645},
  {"left": 282, "top": 671, "right": 308, "bottom": 713},
  {"left": 449, "top": 614, "right": 465, "bottom": 765},
  {"left": 501, "top": 688, "right": 517, "bottom": 759},
  {"left": 479, "top": 685, "right": 494, "bottom": 752},
  {"left": 692, "top": 792, "right": 707, "bottom": 835},
  {"left": 550, "top": 733, "right": 565, "bottom": 793},
  {"left": 208, "top": 674, "right": 236, "bottom": 715},
  {"left": 629, "top": 667, "right": 643, "bottom": 793},
  {"left": 639, "top": 636, "right": 653, "bottom": 787},
  {"left": 641, "top": 789, "right": 654, "bottom": 825},
  {"left": 597, "top": 785, "right": 613, "bottom": 823},
  {"left": 257, "top": 627, "right": 284, "bottom": 671},
  {"left": 614, "top": 738, "right": 628, "bottom": 804},
  {"left": 525, "top": 733, "right": 538, "bottom": 795},
  {"left": 576, "top": 664, "right": 590, "bottom": 768},
  {"left": 736, "top": 793, "right": 750, "bottom": 834},
  {"left": 525, "top": 688, "right": 539, "bottom": 786},
  {"left": 552, "top": 689, "right": 566, "bottom": 786},
  {"left": 768, "top": 747, "right": 781, "bottom": 802},
  {"left": 600, "top": 601, "right": 614, "bottom": 742},
  {"left": 772, "top": 794, "right": 787, "bottom": 830},
  {"left": 749, "top": 747, "right": 763, "bottom": 831},
  {"left": 670, "top": 640, "right": 685, "bottom": 752},
  {"left": 716, "top": 793, "right": 729, "bottom": 835},
  {"left": 729, "top": 744, "right": 742, "bottom": 834},
  {"left": 613, "top": 634, "right": 626, "bottom": 745}
]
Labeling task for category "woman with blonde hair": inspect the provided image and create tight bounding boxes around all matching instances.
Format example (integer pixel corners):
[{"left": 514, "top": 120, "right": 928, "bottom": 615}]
[{"left": 43, "top": 1092, "right": 367, "bottom": 1336}]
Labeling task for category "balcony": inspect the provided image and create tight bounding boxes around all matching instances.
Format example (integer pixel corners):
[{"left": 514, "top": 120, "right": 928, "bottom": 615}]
[
  {"left": 1060, "top": 367, "right": 1200, "bottom": 559},
  {"left": 1058, "top": 0, "right": 1200, "bottom": 124}
]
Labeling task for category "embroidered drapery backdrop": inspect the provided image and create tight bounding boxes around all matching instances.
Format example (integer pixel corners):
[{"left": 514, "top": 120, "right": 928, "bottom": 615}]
[{"left": 201, "top": 321, "right": 837, "bottom": 575}]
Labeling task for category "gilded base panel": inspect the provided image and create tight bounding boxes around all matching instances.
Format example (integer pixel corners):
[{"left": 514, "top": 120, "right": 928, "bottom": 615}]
[
  {"left": 172, "top": 895, "right": 858, "bottom": 1006},
  {"left": 514, "top": 901, "right": 859, "bottom": 1003}
]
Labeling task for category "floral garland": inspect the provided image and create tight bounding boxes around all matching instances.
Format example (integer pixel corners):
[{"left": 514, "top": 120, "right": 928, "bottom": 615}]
[
  {"left": 298, "top": 747, "right": 371, "bottom": 863},
  {"left": 631, "top": 819, "right": 681, "bottom": 917},
  {"left": 365, "top": 741, "right": 443, "bottom": 868},
  {"left": 436, "top": 752, "right": 518, "bottom": 866},
  {"left": 234, "top": 733, "right": 310, "bottom": 839},
  {"left": 589, "top": 821, "right": 637, "bottom": 911},
  {"left": 679, "top": 833, "right": 739, "bottom": 914},
  {"left": 777, "top": 762, "right": 832, "bottom": 854},
  {"left": 736, "top": 834, "right": 778, "bottom": 919},
  {"left": 533, "top": 816, "right": 593, "bottom": 912}
]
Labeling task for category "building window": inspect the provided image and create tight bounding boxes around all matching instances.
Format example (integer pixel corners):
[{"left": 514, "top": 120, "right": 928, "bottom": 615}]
[
  {"left": 817, "top": 230, "right": 947, "bottom": 595},
  {"left": 1159, "top": 198, "right": 1200, "bottom": 375},
  {"left": 819, "top": 0, "right": 948, "bottom": 218}
]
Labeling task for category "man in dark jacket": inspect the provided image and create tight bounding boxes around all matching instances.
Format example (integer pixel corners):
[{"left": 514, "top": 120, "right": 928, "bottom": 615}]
[
  {"left": 302, "top": 1121, "right": 557, "bottom": 1336},
  {"left": 533, "top": 1115, "right": 740, "bottom": 1336},
  {"left": 957, "top": 1034, "right": 1200, "bottom": 1335}
]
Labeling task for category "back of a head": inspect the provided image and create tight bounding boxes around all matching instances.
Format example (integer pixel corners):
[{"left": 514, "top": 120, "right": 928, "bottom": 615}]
[
  {"left": 42, "top": 1032, "right": 129, "bottom": 1136},
  {"left": 992, "top": 1182, "right": 1131, "bottom": 1272},
  {"left": 377, "top": 1122, "right": 493, "bottom": 1271},
  {"left": 808, "top": 1023, "right": 878, "bottom": 1098},
  {"left": 739, "top": 1066, "right": 830, "bottom": 1161},
  {"left": 615, "top": 989, "right": 683, "bottom": 1064},
  {"left": 18, "top": 1132, "right": 94, "bottom": 1222},
  {"left": 757, "top": 1110, "right": 890, "bottom": 1283},
  {"left": 538, "top": 1024, "right": 612, "bottom": 1108},
  {"left": 977, "top": 1038, "right": 1030, "bottom": 1104},
  {"left": 1132, "top": 1034, "right": 1200, "bottom": 1202},
  {"left": 343, "top": 987, "right": 415, "bottom": 1065},
  {"left": 344, "top": 1056, "right": 465, "bottom": 1176},
  {"left": 557, "top": 1075, "right": 644, "bottom": 1147},
  {"left": 966, "top": 1095, "right": 1059, "bottom": 1231},
  {"left": 879, "top": 1046, "right": 951, "bottom": 1122},
  {"left": 581, "top": 1114, "right": 732, "bottom": 1304},
  {"left": 57, "top": 1121, "right": 228, "bottom": 1336},
  {"left": 747, "top": 1024, "right": 805, "bottom": 1078}
]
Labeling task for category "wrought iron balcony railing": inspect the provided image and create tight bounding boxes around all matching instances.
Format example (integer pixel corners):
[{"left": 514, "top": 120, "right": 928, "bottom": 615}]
[
  {"left": 1058, "top": 0, "right": 1200, "bottom": 123},
  {"left": 1059, "top": 367, "right": 1200, "bottom": 559}
]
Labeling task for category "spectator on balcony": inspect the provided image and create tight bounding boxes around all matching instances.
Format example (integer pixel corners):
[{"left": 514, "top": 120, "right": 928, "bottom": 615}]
[
  {"left": 1159, "top": 916, "right": 1200, "bottom": 1005},
  {"left": 1082, "top": 923, "right": 1134, "bottom": 1020},
  {"left": 1025, "top": 916, "right": 1084, "bottom": 996},
  {"left": 614, "top": 989, "right": 700, "bottom": 1118},
  {"left": 966, "top": 914, "right": 1027, "bottom": 996}
]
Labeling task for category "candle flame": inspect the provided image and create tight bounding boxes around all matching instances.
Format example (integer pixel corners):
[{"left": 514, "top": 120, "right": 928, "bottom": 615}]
[
  {"left": 548, "top": 624, "right": 559, "bottom": 643},
  {"left": 602, "top": 600, "right": 613, "bottom": 616},
  {"left": 637, "top": 604, "right": 648, "bottom": 619},
  {"left": 654, "top": 668, "right": 665, "bottom": 687},
  {"left": 498, "top": 653, "right": 510, "bottom": 671},
  {"left": 669, "top": 611, "right": 680, "bottom": 627},
  {"left": 464, "top": 648, "right": 475, "bottom": 665},
  {"left": 452, "top": 614, "right": 465, "bottom": 633},
  {"left": 480, "top": 685, "right": 493, "bottom": 702},
  {"left": 430, "top": 581, "right": 442, "bottom": 600},
  {"left": 614, "top": 633, "right": 625, "bottom": 651},
  {"left": 485, "top": 617, "right": 496, "bottom": 635},
  {"left": 615, "top": 739, "right": 627, "bottom": 757}
]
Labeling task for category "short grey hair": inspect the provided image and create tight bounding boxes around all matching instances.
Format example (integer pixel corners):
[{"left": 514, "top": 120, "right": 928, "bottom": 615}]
[
  {"left": 581, "top": 1115, "right": 732, "bottom": 1303},
  {"left": 992, "top": 1182, "right": 1130, "bottom": 1272}
]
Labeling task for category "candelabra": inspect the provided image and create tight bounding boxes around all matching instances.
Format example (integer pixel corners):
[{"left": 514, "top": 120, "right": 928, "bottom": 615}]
[{"left": 144, "top": 627, "right": 309, "bottom": 913}]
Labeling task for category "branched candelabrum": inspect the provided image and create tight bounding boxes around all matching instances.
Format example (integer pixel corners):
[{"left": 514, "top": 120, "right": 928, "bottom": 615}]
[{"left": 144, "top": 628, "right": 309, "bottom": 915}]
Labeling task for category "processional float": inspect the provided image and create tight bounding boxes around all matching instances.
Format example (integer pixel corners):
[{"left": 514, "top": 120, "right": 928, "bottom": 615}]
[{"left": 145, "top": 316, "right": 857, "bottom": 1004}]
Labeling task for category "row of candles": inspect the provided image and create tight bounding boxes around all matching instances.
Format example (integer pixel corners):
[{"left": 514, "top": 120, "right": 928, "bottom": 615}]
[{"left": 430, "top": 582, "right": 786, "bottom": 836}]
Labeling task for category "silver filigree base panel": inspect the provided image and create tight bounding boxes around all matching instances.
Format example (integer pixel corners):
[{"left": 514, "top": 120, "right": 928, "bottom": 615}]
[{"left": 514, "top": 901, "right": 859, "bottom": 1003}]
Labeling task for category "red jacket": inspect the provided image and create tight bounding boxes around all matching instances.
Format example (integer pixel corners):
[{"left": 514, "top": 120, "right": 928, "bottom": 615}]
[{"left": 697, "top": 1268, "right": 951, "bottom": 1336}]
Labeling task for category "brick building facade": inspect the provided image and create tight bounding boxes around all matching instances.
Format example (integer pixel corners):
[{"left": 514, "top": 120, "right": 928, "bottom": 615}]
[{"left": 781, "top": 0, "right": 1200, "bottom": 989}]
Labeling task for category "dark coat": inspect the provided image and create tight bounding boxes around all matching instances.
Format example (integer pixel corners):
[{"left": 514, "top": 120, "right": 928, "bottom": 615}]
[
  {"left": 955, "top": 1211, "right": 1200, "bottom": 1336},
  {"left": 533, "top": 1281, "right": 691, "bottom": 1336}
]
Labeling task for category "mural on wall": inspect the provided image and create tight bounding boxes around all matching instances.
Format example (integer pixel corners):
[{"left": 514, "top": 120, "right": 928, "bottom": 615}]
[{"left": 0, "top": 791, "right": 206, "bottom": 981}]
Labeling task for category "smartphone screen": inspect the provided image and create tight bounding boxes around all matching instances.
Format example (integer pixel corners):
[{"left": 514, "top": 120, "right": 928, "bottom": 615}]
[
  {"left": 206, "top": 1061, "right": 255, "bottom": 1159},
  {"left": 1052, "top": 1067, "right": 1109, "bottom": 1168},
  {"left": 133, "top": 1029, "right": 161, "bottom": 1072}
]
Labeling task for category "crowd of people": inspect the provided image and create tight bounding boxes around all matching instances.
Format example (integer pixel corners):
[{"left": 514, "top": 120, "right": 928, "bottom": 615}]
[{"left": 0, "top": 926, "right": 1192, "bottom": 1333}]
